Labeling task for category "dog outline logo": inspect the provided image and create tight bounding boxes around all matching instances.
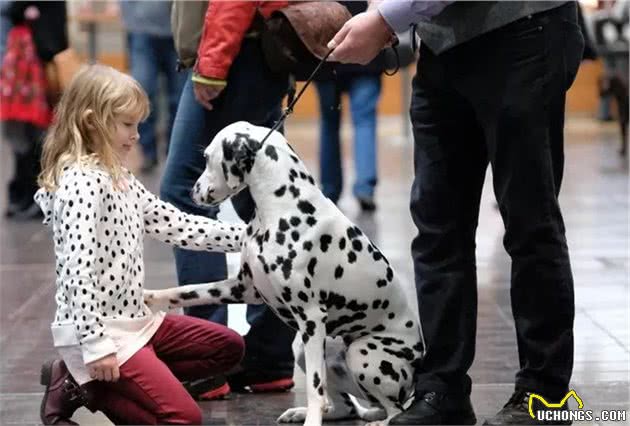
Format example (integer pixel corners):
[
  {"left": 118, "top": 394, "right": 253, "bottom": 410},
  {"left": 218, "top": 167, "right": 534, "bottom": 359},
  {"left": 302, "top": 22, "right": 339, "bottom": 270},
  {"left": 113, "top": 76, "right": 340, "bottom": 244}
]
[{"left": 528, "top": 389, "right": 584, "bottom": 419}]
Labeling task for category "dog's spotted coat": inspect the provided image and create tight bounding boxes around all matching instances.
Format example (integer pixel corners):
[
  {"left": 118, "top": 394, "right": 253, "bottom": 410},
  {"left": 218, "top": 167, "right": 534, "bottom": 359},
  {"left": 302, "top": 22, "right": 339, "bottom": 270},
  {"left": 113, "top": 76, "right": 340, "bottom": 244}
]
[{"left": 145, "top": 122, "right": 425, "bottom": 426}]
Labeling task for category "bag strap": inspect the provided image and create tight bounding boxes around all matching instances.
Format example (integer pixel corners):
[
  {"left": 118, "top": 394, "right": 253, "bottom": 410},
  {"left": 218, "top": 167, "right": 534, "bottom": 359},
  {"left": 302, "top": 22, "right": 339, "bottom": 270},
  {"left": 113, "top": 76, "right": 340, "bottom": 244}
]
[{"left": 259, "top": 47, "right": 336, "bottom": 146}]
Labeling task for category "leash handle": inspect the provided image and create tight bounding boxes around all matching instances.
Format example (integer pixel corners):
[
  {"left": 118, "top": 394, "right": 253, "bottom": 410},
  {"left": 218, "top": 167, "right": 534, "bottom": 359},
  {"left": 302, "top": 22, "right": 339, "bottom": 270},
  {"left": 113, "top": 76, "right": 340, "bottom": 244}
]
[{"left": 260, "top": 47, "right": 336, "bottom": 145}]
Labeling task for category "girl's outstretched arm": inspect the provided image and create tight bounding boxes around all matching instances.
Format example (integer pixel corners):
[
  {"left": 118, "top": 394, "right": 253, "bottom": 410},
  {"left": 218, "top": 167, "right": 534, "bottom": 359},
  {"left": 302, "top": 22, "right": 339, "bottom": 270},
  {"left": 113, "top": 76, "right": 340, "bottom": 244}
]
[{"left": 133, "top": 177, "right": 245, "bottom": 253}]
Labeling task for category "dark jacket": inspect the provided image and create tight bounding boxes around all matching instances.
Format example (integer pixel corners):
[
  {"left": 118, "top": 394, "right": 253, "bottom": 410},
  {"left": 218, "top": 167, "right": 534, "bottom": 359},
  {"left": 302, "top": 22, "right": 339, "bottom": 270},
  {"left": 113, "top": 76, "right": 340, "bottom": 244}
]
[
  {"left": 4, "top": 1, "right": 68, "bottom": 62},
  {"left": 415, "top": 1, "right": 568, "bottom": 54}
]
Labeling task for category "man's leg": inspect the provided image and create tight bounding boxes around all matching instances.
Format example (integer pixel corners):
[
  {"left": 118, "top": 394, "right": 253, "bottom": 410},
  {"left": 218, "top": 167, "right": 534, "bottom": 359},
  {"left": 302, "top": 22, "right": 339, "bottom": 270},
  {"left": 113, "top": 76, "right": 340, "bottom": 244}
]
[
  {"left": 390, "top": 45, "right": 487, "bottom": 426},
  {"left": 438, "top": 3, "right": 581, "bottom": 425},
  {"left": 163, "top": 39, "right": 296, "bottom": 390},
  {"left": 129, "top": 33, "right": 159, "bottom": 167},
  {"left": 160, "top": 72, "right": 229, "bottom": 325},
  {"left": 349, "top": 75, "right": 381, "bottom": 203},
  {"left": 460, "top": 3, "right": 581, "bottom": 402},
  {"left": 156, "top": 36, "right": 186, "bottom": 155},
  {"left": 315, "top": 80, "right": 343, "bottom": 203}
]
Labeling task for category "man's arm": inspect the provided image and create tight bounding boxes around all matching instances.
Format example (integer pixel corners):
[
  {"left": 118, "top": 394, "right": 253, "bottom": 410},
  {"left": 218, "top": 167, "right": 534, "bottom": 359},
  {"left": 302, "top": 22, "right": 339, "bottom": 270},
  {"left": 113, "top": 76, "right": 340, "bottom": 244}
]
[{"left": 328, "top": 0, "right": 453, "bottom": 64}]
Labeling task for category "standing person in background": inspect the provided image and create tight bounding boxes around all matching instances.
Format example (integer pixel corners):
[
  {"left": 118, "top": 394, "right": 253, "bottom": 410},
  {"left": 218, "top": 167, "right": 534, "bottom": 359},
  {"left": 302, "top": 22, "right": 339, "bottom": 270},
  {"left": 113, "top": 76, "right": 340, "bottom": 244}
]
[
  {"left": 0, "top": 1, "right": 67, "bottom": 220},
  {"left": 328, "top": 0, "right": 582, "bottom": 424},
  {"left": 119, "top": 0, "right": 185, "bottom": 174},
  {"left": 161, "top": 0, "right": 295, "bottom": 400},
  {"left": 316, "top": 1, "right": 384, "bottom": 212},
  {"left": 0, "top": 1, "right": 11, "bottom": 57}
]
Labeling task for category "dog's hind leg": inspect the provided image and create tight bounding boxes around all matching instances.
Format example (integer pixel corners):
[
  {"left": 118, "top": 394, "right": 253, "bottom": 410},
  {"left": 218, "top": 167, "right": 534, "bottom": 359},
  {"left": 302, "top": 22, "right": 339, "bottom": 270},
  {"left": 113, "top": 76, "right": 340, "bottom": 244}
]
[
  {"left": 279, "top": 337, "right": 386, "bottom": 423},
  {"left": 345, "top": 335, "right": 419, "bottom": 425},
  {"left": 346, "top": 394, "right": 387, "bottom": 422}
]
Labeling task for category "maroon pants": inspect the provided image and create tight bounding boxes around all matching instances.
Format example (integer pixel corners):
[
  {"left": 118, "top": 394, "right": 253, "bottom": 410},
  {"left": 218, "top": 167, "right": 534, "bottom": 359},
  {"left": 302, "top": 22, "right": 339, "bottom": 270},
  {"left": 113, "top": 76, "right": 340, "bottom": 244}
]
[{"left": 89, "top": 314, "right": 244, "bottom": 425}]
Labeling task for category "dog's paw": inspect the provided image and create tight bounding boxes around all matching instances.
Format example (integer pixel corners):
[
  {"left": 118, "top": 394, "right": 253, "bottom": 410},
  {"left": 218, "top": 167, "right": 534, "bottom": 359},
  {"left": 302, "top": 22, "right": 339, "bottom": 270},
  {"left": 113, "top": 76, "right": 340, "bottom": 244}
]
[
  {"left": 277, "top": 407, "right": 307, "bottom": 423},
  {"left": 359, "top": 407, "right": 387, "bottom": 422},
  {"left": 143, "top": 289, "right": 172, "bottom": 312}
]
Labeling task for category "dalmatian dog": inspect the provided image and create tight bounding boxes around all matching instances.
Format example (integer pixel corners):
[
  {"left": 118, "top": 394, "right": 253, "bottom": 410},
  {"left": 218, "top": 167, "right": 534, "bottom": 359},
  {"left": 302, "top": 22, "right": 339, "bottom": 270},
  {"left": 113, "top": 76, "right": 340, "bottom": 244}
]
[{"left": 144, "top": 121, "right": 425, "bottom": 426}]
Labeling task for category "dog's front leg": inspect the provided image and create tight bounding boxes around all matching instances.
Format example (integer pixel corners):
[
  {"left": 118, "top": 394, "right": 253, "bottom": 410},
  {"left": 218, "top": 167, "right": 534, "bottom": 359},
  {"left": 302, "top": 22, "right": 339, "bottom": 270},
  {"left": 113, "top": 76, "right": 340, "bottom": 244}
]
[
  {"left": 297, "top": 312, "right": 329, "bottom": 426},
  {"left": 144, "top": 276, "right": 261, "bottom": 312}
]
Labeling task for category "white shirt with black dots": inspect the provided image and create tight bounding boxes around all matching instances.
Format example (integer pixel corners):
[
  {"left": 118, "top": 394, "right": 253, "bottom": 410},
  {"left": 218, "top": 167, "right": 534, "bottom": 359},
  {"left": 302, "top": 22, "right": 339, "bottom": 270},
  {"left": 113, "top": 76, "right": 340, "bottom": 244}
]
[{"left": 35, "top": 165, "right": 244, "bottom": 384}]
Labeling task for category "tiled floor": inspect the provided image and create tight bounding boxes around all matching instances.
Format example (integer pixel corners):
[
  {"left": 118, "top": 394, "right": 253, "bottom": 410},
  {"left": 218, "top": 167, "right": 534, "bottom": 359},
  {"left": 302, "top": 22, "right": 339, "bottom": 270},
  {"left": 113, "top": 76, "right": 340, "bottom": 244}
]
[{"left": 0, "top": 116, "right": 628, "bottom": 425}]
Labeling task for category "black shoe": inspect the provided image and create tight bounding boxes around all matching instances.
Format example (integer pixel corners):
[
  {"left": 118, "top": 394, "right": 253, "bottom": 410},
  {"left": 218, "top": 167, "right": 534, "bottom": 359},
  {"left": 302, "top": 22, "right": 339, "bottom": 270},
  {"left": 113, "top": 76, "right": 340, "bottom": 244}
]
[
  {"left": 182, "top": 375, "right": 232, "bottom": 401},
  {"left": 357, "top": 196, "right": 376, "bottom": 212},
  {"left": 389, "top": 391, "right": 476, "bottom": 425},
  {"left": 483, "top": 390, "right": 572, "bottom": 425},
  {"left": 227, "top": 367, "right": 294, "bottom": 393}
]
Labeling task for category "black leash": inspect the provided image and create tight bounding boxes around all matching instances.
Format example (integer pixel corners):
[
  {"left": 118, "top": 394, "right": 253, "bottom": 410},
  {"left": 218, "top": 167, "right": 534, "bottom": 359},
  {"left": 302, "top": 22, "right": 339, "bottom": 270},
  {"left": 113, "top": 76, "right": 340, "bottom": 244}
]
[
  {"left": 259, "top": 37, "right": 408, "bottom": 145},
  {"left": 259, "top": 47, "right": 336, "bottom": 145}
]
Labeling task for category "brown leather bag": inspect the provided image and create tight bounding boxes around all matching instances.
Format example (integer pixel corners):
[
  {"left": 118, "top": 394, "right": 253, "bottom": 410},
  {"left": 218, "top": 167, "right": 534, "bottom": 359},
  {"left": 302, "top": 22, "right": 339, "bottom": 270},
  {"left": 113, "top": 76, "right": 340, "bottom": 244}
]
[
  {"left": 260, "top": 1, "right": 351, "bottom": 81},
  {"left": 45, "top": 48, "right": 84, "bottom": 101}
]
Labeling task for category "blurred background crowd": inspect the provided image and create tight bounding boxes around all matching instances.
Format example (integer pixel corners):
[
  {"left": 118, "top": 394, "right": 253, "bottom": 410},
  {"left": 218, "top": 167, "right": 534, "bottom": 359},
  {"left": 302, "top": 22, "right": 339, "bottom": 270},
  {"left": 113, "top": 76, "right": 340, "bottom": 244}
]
[{"left": 0, "top": 0, "right": 628, "bottom": 221}]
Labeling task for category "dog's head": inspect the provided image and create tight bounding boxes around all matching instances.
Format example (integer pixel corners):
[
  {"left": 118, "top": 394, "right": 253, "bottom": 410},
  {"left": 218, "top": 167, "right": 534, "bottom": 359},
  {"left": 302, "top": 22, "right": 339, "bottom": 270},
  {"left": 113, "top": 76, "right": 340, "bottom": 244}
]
[{"left": 192, "top": 121, "right": 269, "bottom": 206}]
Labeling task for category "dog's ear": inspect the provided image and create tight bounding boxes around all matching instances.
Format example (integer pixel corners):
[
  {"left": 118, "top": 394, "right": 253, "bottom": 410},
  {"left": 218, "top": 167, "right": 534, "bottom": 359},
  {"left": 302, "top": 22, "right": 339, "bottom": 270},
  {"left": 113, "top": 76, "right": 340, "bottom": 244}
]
[{"left": 221, "top": 133, "right": 262, "bottom": 190}]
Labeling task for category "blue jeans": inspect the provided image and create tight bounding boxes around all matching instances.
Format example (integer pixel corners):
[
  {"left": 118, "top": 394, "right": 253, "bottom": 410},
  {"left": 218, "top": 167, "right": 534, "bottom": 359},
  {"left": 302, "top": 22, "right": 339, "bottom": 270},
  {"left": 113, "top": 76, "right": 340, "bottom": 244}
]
[
  {"left": 128, "top": 33, "right": 185, "bottom": 162},
  {"left": 0, "top": 1, "right": 11, "bottom": 58},
  {"left": 316, "top": 75, "right": 381, "bottom": 202},
  {"left": 160, "top": 38, "right": 295, "bottom": 371}
]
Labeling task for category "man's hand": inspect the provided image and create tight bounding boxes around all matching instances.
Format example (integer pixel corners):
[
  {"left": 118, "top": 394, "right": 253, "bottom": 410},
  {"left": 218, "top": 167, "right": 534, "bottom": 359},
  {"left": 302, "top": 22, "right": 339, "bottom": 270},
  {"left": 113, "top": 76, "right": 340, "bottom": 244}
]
[
  {"left": 86, "top": 353, "right": 119, "bottom": 382},
  {"left": 328, "top": 10, "right": 394, "bottom": 64},
  {"left": 193, "top": 82, "right": 224, "bottom": 111}
]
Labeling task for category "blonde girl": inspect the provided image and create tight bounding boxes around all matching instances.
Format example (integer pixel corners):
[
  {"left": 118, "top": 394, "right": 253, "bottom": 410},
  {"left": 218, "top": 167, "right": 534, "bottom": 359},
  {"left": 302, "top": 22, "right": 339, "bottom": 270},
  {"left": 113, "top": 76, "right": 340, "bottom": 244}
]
[{"left": 35, "top": 65, "right": 245, "bottom": 425}]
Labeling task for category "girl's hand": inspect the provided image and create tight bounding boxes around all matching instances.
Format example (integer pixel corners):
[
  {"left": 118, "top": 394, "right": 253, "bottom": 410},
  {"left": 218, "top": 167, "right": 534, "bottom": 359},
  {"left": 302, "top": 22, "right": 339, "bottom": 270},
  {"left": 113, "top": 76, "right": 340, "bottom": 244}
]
[{"left": 86, "top": 354, "right": 120, "bottom": 382}]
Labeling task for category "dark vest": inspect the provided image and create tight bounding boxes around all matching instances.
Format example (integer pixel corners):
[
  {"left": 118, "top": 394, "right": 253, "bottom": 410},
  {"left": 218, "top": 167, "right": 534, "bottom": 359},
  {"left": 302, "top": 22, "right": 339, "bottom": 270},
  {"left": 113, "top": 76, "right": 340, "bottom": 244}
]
[{"left": 415, "top": 1, "right": 570, "bottom": 54}]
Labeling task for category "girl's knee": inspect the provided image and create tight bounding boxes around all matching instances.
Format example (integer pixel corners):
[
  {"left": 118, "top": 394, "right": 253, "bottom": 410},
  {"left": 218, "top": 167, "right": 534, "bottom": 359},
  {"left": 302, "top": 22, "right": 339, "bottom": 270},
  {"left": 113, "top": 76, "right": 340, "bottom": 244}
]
[
  {"left": 167, "top": 402, "right": 202, "bottom": 425},
  {"left": 223, "top": 329, "right": 245, "bottom": 368},
  {"left": 182, "top": 405, "right": 203, "bottom": 425}
]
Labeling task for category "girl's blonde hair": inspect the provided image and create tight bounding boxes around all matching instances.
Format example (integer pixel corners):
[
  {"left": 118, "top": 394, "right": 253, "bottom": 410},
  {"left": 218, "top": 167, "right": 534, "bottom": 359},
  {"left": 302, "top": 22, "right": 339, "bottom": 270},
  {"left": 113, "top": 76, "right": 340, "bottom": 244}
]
[{"left": 38, "top": 64, "right": 150, "bottom": 190}]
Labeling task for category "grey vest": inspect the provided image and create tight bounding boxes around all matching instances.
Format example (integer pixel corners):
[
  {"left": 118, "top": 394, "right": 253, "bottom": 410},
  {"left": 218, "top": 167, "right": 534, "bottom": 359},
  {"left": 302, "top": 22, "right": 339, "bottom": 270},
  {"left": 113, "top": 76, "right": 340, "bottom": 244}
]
[
  {"left": 416, "top": 1, "right": 570, "bottom": 54},
  {"left": 171, "top": 0, "right": 208, "bottom": 68}
]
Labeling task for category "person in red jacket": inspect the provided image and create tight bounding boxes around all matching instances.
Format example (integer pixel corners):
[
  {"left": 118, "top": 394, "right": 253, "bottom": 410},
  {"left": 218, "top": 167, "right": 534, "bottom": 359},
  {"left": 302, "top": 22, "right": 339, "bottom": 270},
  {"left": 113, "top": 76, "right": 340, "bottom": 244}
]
[{"left": 160, "top": 0, "right": 297, "bottom": 399}]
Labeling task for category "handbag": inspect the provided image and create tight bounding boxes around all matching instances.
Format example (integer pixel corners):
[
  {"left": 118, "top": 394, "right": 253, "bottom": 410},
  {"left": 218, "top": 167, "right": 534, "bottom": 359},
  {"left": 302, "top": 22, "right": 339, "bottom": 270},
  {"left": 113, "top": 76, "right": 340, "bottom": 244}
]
[
  {"left": 0, "top": 25, "right": 52, "bottom": 128},
  {"left": 260, "top": 1, "right": 351, "bottom": 81},
  {"left": 45, "top": 47, "right": 84, "bottom": 100}
]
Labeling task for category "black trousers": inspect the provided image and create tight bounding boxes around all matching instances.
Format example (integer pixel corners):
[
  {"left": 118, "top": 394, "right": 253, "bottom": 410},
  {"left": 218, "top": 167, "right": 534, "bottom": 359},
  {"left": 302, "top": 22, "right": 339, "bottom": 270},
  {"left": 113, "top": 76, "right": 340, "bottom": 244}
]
[
  {"left": 5, "top": 123, "right": 43, "bottom": 209},
  {"left": 410, "top": 2, "right": 583, "bottom": 400}
]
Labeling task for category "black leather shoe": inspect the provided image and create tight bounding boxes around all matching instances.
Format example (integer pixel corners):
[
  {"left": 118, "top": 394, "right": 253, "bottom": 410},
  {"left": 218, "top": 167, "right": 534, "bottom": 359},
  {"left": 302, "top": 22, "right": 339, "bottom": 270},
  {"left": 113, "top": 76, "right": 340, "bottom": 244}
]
[
  {"left": 357, "top": 196, "right": 377, "bottom": 212},
  {"left": 389, "top": 391, "right": 477, "bottom": 425},
  {"left": 483, "top": 390, "right": 572, "bottom": 425}
]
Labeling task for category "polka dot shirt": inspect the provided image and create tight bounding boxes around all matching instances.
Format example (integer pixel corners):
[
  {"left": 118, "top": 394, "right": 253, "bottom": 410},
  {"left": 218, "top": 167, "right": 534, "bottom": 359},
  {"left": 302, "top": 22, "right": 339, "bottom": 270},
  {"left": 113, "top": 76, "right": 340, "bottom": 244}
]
[{"left": 35, "top": 165, "right": 244, "bottom": 366}]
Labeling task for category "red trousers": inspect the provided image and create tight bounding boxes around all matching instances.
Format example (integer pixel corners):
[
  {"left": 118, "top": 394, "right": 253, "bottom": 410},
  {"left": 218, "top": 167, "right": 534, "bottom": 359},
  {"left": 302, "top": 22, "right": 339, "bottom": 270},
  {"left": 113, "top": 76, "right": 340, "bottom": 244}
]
[{"left": 89, "top": 314, "right": 244, "bottom": 424}]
